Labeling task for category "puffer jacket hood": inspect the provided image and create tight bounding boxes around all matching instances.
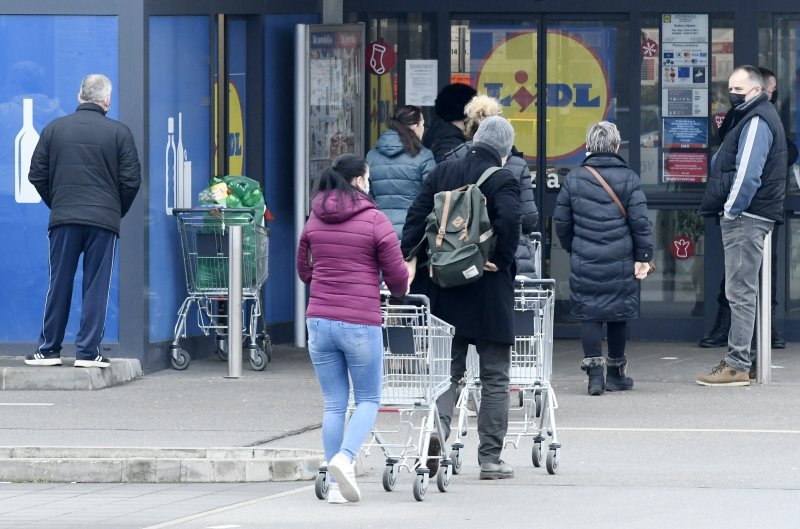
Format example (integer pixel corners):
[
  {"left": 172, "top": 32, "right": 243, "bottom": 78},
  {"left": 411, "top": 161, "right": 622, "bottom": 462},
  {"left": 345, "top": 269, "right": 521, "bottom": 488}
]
[
  {"left": 367, "top": 130, "right": 435, "bottom": 238},
  {"left": 311, "top": 191, "right": 375, "bottom": 224},
  {"left": 374, "top": 129, "right": 406, "bottom": 157}
]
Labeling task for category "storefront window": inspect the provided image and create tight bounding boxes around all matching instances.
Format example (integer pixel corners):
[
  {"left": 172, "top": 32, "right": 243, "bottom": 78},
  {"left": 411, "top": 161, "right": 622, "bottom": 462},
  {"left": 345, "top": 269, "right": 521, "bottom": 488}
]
[
  {"left": 639, "top": 14, "right": 733, "bottom": 195},
  {"left": 347, "top": 13, "right": 434, "bottom": 148},
  {"left": 640, "top": 209, "right": 705, "bottom": 318},
  {"left": 776, "top": 17, "right": 800, "bottom": 195}
]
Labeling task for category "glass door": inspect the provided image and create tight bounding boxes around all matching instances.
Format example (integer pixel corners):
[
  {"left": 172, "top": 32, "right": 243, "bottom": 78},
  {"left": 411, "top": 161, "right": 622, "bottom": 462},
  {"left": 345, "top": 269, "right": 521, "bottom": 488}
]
[
  {"left": 776, "top": 17, "right": 800, "bottom": 331},
  {"left": 541, "top": 18, "right": 630, "bottom": 334}
]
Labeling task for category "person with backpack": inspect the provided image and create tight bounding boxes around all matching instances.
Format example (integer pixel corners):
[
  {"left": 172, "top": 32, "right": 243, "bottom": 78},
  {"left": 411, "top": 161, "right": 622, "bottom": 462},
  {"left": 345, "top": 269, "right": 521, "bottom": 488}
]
[
  {"left": 367, "top": 105, "right": 436, "bottom": 238},
  {"left": 554, "top": 121, "right": 654, "bottom": 395},
  {"left": 443, "top": 95, "right": 539, "bottom": 276},
  {"left": 401, "top": 116, "right": 521, "bottom": 480},
  {"left": 297, "top": 155, "right": 408, "bottom": 504}
]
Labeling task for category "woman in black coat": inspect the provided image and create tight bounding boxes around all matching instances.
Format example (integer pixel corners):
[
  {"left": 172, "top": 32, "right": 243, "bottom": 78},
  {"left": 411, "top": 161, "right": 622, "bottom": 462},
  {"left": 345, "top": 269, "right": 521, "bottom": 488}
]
[
  {"left": 442, "top": 95, "right": 540, "bottom": 276},
  {"left": 554, "top": 121, "right": 654, "bottom": 395}
]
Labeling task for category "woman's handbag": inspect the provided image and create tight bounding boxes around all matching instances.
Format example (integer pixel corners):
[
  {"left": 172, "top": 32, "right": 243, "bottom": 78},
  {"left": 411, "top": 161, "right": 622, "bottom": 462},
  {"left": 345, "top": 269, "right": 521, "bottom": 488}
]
[{"left": 584, "top": 165, "right": 656, "bottom": 274}]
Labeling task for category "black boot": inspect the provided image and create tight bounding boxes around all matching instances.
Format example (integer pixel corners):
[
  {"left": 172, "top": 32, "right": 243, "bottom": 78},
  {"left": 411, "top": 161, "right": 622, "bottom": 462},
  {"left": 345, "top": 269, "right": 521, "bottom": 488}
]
[
  {"left": 581, "top": 357, "right": 605, "bottom": 396},
  {"left": 606, "top": 357, "right": 634, "bottom": 391},
  {"left": 699, "top": 305, "right": 730, "bottom": 348}
]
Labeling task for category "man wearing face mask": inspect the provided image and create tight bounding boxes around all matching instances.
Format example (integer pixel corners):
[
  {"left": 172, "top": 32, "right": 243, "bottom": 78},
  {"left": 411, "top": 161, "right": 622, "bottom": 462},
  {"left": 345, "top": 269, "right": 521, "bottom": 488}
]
[
  {"left": 700, "top": 67, "right": 798, "bottom": 355},
  {"left": 698, "top": 65, "right": 788, "bottom": 386}
]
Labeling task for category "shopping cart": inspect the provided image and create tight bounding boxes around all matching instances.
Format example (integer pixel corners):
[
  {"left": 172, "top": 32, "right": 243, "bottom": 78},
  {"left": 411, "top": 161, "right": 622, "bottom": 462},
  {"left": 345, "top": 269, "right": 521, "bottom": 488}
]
[
  {"left": 450, "top": 277, "right": 560, "bottom": 474},
  {"left": 169, "top": 208, "right": 271, "bottom": 371},
  {"left": 314, "top": 294, "right": 454, "bottom": 502}
]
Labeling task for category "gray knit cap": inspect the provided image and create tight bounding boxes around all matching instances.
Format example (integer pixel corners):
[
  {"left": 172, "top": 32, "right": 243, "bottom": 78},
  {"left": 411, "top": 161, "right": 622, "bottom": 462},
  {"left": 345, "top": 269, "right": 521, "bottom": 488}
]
[{"left": 473, "top": 115, "right": 515, "bottom": 158}]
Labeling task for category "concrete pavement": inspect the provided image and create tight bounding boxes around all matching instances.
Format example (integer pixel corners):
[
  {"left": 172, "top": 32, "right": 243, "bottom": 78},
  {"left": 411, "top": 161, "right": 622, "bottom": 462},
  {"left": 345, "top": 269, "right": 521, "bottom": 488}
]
[{"left": 1, "top": 340, "right": 799, "bottom": 527}]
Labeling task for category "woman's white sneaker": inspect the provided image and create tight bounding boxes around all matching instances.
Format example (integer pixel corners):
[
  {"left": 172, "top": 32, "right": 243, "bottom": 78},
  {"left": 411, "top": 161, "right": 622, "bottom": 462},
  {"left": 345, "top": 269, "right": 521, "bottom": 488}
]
[
  {"left": 327, "top": 453, "right": 360, "bottom": 503},
  {"left": 327, "top": 483, "right": 348, "bottom": 504}
]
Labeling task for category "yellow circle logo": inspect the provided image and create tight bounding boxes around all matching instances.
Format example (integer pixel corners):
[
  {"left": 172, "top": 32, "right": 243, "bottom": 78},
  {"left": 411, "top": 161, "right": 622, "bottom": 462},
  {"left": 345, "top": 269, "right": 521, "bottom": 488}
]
[
  {"left": 475, "top": 31, "right": 610, "bottom": 161},
  {"left": 214, "top": 80, "right": 245, "bottom": 175}
]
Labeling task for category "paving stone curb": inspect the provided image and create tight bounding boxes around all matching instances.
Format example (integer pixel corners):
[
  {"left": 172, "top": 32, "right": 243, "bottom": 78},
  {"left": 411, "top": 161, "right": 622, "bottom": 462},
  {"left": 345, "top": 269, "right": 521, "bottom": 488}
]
[
  {"left": 0, "top": 446, "right": 324, "bottom": 483},
  {"left": 0, "top": 357, "right": 142, "bottom": 390}
]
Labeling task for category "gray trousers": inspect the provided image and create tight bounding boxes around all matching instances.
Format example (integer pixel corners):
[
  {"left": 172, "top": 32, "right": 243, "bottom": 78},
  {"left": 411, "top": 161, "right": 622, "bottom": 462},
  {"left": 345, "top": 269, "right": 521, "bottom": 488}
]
[
  {"left": 436, "top": 335, "right": 510, "bottom": 465},
  {"left": 721, "top": 215, "right": 774, "bottom": 371}
]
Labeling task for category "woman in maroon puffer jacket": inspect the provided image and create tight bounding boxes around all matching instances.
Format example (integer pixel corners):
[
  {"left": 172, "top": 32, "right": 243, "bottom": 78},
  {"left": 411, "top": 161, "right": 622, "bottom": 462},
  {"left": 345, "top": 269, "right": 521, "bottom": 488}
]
[{"left": 297, "top": 155, "right": 408, "bottom": 504}]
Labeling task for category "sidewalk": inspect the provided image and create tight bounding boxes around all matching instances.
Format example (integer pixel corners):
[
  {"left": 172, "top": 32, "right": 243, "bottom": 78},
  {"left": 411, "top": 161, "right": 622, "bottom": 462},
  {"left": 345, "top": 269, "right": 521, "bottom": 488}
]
[
  {"left": 1, "top": 341, "right": 799, "bottom": 528},
  {"left": 2, "top": 341, "right": 799, "bottom": 473}
]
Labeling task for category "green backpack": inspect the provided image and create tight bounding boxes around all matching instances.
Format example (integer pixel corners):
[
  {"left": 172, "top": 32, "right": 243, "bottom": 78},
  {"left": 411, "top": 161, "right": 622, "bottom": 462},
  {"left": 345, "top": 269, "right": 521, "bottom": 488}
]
[{"left": 418, "top": 166, "right": 501, "bottom": 288}]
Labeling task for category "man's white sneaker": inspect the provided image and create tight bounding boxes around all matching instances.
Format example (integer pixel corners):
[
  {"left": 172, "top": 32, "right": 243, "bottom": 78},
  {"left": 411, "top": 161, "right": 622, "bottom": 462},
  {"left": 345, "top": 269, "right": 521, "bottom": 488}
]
[
  {"left": 74, "top": 355, "right": 111, "bottom": 368},
  {"left": 327, "top": 483, "right": 348, "bottom": 504},
  {"left": 327, "top": 453, "right": 360, "bottom": 503}
]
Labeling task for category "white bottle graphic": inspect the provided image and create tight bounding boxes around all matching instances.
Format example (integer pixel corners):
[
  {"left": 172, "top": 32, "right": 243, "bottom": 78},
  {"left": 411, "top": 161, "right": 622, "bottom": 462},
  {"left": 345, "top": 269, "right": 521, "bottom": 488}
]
[
  {"left": 165, "top": 117, "right": 176, "bottom": 214},
  {"left": 14, "top": 98, "right": 41, "bottom": 204},
  {"left": 175, "top": 112, "right": 194, "bottom": 209},
  {"left": 181, "top": 149, "right": 192, "bottom": 208}
]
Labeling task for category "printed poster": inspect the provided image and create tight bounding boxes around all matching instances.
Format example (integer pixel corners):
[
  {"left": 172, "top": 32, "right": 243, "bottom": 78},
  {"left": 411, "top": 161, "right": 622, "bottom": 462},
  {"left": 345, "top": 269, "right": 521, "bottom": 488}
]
[
  {"left": 405, "top": 60, "right": 438, "bottom": 106},
  {"left": 663, "top": 151, "right": 707, "bottom": 183},
  {"left": 663, "top": 118, "right": 708, "bottom": 149},
  {"left": 662, "top": 14, "right": 709, "bottom": 43}
]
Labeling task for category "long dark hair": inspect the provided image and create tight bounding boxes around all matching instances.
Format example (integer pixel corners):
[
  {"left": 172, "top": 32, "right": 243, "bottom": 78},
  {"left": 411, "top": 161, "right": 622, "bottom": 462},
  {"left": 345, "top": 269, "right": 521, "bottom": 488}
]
[
  {"left": 313, "top": 154, "right": 371, "bottom": 213},
  {"left": 388, "top": 105, "right": 423, "bottom": 156}
]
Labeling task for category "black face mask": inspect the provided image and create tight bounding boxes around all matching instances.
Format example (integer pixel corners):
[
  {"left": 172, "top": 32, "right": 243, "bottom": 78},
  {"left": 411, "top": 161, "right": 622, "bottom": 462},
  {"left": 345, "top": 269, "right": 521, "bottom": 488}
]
[
  {"left": 729, "top": 93, "right": 746, "bottom": 108},
  {"left": 770, "top": 90, "right": 778, "bottom": 105}
]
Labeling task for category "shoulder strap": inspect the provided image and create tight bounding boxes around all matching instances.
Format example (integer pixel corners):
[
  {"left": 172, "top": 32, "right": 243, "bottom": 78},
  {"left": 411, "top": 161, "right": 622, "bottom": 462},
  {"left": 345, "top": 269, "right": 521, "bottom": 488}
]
[
  {"left": 476, "top": 166, "right": 502, "bottom": 188},
  {"left": 585, "top": 165, "right": 627, "bottom": 218}
]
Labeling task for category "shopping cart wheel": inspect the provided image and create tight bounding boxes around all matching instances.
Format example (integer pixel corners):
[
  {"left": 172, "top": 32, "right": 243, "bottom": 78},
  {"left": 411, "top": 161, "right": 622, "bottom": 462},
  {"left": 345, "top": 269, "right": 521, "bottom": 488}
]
[
  {"left": 382, "top": 465, "right": 397, "bottom": 491},
  {"left": 450, "top": 448, "right": 463, "bottom": 475},
  {"left": 248, "top": 346, "right": 268, "bottom": 371},
  {"left": 436, "top": 464, "right": 450, "bottom": 492},
  {"left": 546, "top": 449, "right": 559, "bottom": 475},
  {"left": 531, "top": 442, "right": 543, "bottom": 468},
  {"left": 215, "top": 335, "right": 228, "bottom": 361},
  {"left": 170, "top": 346, "right": 190, "bottom": 370},
  {"left": 259, "top": 334, "right": 273, "bottom": 363},
  {"left": 314, "top": 470, "right": 328, "bottom": 500},
  {"left": 412, "top": 472, "right": 428, "bottom": 501}
]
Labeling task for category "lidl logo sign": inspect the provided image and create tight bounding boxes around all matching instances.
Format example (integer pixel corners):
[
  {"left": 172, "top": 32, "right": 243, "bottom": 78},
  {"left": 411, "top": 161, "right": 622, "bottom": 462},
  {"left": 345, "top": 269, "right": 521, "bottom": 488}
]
[{"left": 475, "top": 30, "right": 611, "bottom": 161}]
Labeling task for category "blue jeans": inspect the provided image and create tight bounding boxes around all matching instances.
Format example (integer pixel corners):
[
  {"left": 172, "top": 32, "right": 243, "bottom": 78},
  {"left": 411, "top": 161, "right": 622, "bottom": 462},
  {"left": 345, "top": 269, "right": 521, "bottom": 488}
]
[
  {"left": 721, "top": 215, "right": 774, "bottom": 371},
  {"left": 307, "top": 318, "right": 383, "bottom": 465}
]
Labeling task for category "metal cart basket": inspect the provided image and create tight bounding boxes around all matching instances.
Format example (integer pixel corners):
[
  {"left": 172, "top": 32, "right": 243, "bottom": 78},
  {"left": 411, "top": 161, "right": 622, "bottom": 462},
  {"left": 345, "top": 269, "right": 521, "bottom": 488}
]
[
  {"left": 169, "top": 208, "right": 271, "bottom": 371},
  {"left": 315, "top": 294, "right": 454, "bottom": 502},
  {"left": 450, "top": 277, "right": 561, "bottom": 474}
]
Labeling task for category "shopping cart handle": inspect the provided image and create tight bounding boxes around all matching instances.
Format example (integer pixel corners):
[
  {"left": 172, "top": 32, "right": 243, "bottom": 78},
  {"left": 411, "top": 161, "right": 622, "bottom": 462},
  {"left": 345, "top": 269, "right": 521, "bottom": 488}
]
[
  {"left": 172, "top": 207, "right": 257, "bottom": 215},
  {"left": 380, "top": 290, "right": 431, "bottom": 309},
  {"left": 514, "top": 276, "right": 556, "bottom": 290}
]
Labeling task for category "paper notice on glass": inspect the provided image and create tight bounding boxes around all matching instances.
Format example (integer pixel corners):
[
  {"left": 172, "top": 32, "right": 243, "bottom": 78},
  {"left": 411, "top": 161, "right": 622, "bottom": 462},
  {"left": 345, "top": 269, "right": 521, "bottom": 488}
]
[
  {"left": 662, "top": 14, "right": 709, "bottom": 43},
  {"left": 662, "top": 89, "right": 708, "bottom": 117},
  {"left": 405, "top": 60, "right": 438, "bottom": 106},
  {"left": 661, "top": 42, "right": 709, "bottom": 67}
]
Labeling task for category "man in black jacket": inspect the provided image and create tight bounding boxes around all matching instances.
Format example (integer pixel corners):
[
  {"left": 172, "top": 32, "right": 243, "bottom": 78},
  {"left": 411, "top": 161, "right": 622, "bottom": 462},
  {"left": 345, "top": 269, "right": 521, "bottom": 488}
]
[
  {"left": 697, "top": 66, "right": 787, "bottom": 386},
  {"left": 699, "top": 67, "right": 798, "bottom": 351},
  {"left": 25, "top": 74, "right": 141, "bottom": 368},
  {"left": 402, "top": 116, "right": 521, "bottom": 479}
]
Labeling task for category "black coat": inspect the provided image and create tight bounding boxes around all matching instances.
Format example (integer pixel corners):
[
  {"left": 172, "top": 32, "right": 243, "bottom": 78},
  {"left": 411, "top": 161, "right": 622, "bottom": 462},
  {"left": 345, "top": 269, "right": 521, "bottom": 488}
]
[
  {"left": 422, "top": 118, "right": 467, "bottom": 163},
  {"left": 443, "top": 143, "right": 539, "bottom": 275},
  {"left": 554, "top": 154, "right": 653, "bottom": 321},
  {"left": 401, "top": 143, "right": 521, "bottom": 345},
  {"left": 28, "top": 103, "right": 142, "bottom": 236}
]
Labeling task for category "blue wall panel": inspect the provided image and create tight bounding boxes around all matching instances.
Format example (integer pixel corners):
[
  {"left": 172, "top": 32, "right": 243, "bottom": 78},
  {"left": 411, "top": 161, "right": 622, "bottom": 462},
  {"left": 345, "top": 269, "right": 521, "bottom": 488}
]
[
  {"left": 263, "top": 13, "right": 318, "bottom": 326},
  {"left": 148, "top": 16, "right": 211, "bottom": 342},
  {"left": 0, "top": 15, "right": 119, "bottom": 343}
]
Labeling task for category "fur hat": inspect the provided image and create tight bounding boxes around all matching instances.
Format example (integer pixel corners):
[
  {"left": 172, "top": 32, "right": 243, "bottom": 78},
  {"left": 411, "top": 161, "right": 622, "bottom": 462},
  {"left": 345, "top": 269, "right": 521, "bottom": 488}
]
[
  {"left": 434, "top": 83, "right": 477, "bottom": 122},
  {"left": 473, "top": 116, "right": 515, "bottom": 158}
]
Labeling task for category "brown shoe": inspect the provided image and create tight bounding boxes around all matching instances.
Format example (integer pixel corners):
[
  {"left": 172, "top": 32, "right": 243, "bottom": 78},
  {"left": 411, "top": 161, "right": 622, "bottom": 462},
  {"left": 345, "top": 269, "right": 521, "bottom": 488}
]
[{"left": 696, "top": 361, "right": 750, "bottom": 386}]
